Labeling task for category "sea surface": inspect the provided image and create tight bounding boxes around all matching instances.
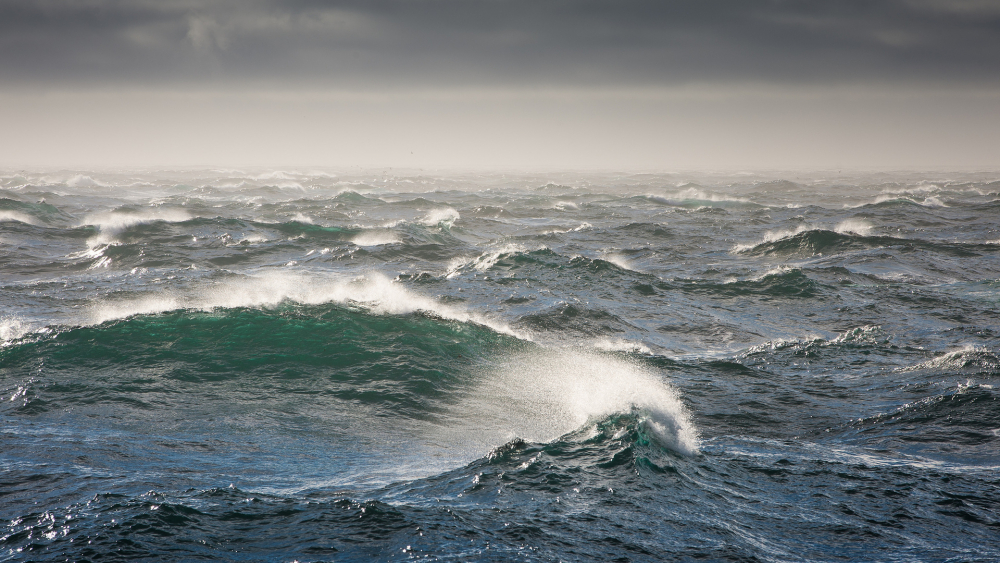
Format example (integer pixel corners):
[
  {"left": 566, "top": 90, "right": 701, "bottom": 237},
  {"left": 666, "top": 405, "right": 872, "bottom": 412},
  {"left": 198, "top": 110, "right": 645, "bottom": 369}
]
[{"left": 1, "top": 169, "right": 998, "bottom": 562}]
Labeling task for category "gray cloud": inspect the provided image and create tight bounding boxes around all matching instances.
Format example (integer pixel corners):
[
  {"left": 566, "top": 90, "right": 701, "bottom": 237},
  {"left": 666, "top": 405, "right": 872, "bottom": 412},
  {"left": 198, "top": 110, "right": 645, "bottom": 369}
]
[{"left": 2, "top": 0, "right": 999, "bottom": 89}]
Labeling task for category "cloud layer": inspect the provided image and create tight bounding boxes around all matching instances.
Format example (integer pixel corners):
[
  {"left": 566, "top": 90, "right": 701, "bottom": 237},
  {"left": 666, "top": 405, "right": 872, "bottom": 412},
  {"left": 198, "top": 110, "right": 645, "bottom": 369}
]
[{"left": 3, "top": 0, "right": 999, "bottom": 89}]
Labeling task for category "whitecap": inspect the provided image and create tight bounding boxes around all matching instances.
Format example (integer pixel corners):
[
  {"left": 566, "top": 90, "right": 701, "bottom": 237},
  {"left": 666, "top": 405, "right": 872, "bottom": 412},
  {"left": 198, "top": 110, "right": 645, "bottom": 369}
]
[
  {"left": 542, "top": 222, "right": 591, "bottom": 235},
  {"left": 0, "top": 315, "right": 31, "bottom": 343},
  {"left": 673, "top": 186, "right": 749, "bottom": 203},
  {"left": 252, "top": 171, "right": 299, "bottom": 181},
  {"left": 444, "top": 244, "right": 526, "bottom": 277},
  {"left": 861, "top": 193, "right": 948, "bottom": 208},
  {"left": 421, "top": 207, "right": 460, "bottom": 228},
  {"left": 745, "top": 266, "right": 794, "bottom": 282},
  {"left": 231, "top": 234, "right": 269, "bottom": 246},
  {"left": 590, "top": 338, "right": 653, "bottom": 355},
  {"left": 897, "top": 345, "right": 999, "bottom": 373},
  {"left": 66, "top": 175, "right": 107, "bottom": 188},
  {"left": 351, "top": 230, "right": 402, "bottom": 247},
  {"left": 86, "top": 271, "right": 523, "bottom": 339},
  {"left": 82, "top": 208, "right": 191, "bottom": 247},
  {"left": 731, "top": 225, "right": 811, "bottom": 253},
  {"left": 602, "top": 253, "right": 637, "bottom": 272},
  {"left": 471, "top": 243, "right": 536, "bottom": 273},
  {"left": 835, "top": 218, "right": 874, "bottom": 236},
  {"left": 0, "top": 210, "right": 39, "bottom": 225},
  {"left": 647, "top": 188, "right": 750, "bottom": 207}
]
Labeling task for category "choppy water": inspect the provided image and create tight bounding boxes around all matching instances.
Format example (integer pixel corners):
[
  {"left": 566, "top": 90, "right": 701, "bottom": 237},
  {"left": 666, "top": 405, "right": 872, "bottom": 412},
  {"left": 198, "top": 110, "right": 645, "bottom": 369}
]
[{"left": 1, "top": 169, "right": 998, "bottom": 562}]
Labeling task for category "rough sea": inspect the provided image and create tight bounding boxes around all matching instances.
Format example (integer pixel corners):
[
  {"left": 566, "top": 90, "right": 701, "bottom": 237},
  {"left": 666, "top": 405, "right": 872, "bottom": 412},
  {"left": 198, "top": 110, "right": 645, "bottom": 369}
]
[{"left": 1, "top": 170, "right": 998, "bottom": 562}]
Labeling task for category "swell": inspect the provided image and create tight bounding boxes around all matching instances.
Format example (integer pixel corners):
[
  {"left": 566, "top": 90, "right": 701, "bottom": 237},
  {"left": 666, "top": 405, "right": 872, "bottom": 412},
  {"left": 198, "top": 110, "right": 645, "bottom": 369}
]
[
  {"left": 635, "top": 190, "right": 763, "bottom": 210},
  {"left": 0, "top": 197, "right": 73, "bottom": 226},
  {"left": 1, "top": 298, "right": 698, "bottom": 455},
  {"left": 0, "top": 214, "right": 466, "bottom": 272},
  {"left": 851, "top": 384, "right": 1000, "bottom": 447},
  {"left": 0, "top": 304, "right": 509, "bottom": 419},
  {"left": 840, "top": 380, "right": 1000, "bottom": 465},
  {"left": 94, "top": 216, "right": 457, "bottom": 247},
  {"left": 441, "top": 248, "right": 841, "bottom": 327},
  {"left": 515, "top": 303, "right": 641, "bottom": 336},
  {"left": 445, "top": 244, "right": 659, "bottom": 278},
  {"left": 658, "top": 268, "right": 824, "bottom": 299},
  {"left": 738, "top": 228, "right": 998, "bottom": 257},
  {"left": 445, "top": 246, "right": 832, "bottom": 301}
]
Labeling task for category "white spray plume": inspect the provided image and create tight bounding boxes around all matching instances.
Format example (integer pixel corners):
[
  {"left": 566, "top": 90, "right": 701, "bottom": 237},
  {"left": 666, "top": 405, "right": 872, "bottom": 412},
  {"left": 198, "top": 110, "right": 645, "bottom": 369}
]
[{"left": 458, "top": 348, "right": 699, "bottom": 456}]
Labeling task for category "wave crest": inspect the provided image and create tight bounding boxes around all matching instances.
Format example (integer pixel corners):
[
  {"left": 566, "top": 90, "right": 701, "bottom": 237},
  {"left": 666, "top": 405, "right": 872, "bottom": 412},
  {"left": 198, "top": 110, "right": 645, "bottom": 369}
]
[{"left": 87, "top": 271, "right": 521, "bottom": 338}]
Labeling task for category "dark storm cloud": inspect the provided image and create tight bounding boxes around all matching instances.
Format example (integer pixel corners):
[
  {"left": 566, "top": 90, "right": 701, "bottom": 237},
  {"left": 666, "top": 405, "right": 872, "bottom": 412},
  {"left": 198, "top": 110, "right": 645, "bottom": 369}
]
[{"left": 2, "top": 0, "right": 999, "bottom": 88}]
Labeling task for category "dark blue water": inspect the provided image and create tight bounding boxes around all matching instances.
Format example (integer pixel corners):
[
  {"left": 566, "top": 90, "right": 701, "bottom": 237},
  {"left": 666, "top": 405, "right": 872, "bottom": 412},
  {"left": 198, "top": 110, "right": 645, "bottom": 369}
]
[{"left": 1, "top": 170, "right": 998, "bottom": 561}]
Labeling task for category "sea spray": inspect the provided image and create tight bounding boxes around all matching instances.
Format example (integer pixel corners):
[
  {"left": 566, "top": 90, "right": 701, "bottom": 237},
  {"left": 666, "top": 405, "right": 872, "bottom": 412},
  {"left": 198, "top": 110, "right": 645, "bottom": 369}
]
[{"left": 452, "top": 348, "right": 699, "bottom": 456}]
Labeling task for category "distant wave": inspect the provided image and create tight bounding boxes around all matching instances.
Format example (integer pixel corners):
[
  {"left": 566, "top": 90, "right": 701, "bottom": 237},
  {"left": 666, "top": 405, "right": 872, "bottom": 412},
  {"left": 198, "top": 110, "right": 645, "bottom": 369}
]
[
  {"left": 66, "top": 174, "right": 108, "bottom": 188},
  {"left": 664, "top": 267, "right": 822, "bottom": 299},
  {"left": 740, "top": 325, "right": 888, "bottom": 360},
  {"left": 421, "top": 207, "right": 460, "bottom": 228},
  {"left": 600, "top": 253, "right": 639, "bottom": 272},
  {"left": 0, "top": 210, "right": 39, "bottom": 225},
  {"left": 541, "top": 222, "right": 592, "bottom": 234},
  {"left": 0, "top": 197, "right": 72, "bottom": 226},
  {"left": 855, "top": 193, "right": 950, "bottom": 208},
  {"left": 82, "top": 208, "right": 191, "bottom": 247},
  {"left": 852, "top": 381, "right": 999, "bottom": 450},
  {"left": 896, "top": 345, "right": 1000, "bottom": 375},
  {"left": 516, "top": 302, "right": 640, "bottom": 337},
  {"left": 834, "top": 218, "right": 874, "bottom": 236},
  {"left": 351, "top": 229, "right": 402, "bottom": 247},
  {"left": 445, "top": 244, "right": 550, "bottom": 277},
  {"left": 615, "top": 222, "right": 673, "bottom": 239},
  {"left": 643, "top": 187, "right": 757, "bottom": 210},
  {"left": 734, "top": 227, "right": 997, "bottom": 257},
  {"left": 447, "top": 245, "right": 642, "bottom": 280}
]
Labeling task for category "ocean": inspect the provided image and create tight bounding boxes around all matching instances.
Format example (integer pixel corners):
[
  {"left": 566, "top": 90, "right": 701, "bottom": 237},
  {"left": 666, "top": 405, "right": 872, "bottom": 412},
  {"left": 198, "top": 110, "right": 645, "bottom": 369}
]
[{"left": 1, "top": 169, "right": 998, "bottom": 562}]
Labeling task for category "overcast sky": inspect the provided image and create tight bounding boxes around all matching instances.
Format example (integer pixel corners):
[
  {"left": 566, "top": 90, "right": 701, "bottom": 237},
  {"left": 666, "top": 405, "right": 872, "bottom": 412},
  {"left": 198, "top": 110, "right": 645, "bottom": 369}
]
[{"left": 3, "top": 0, "right": 999, "bottom": 169}]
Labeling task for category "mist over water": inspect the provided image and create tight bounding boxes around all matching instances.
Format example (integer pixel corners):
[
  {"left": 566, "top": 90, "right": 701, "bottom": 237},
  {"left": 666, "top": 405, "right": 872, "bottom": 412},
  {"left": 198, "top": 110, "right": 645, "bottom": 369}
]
[{"left": 1, "top": 169, "right": 998, "bottom": 562}]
